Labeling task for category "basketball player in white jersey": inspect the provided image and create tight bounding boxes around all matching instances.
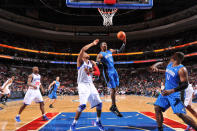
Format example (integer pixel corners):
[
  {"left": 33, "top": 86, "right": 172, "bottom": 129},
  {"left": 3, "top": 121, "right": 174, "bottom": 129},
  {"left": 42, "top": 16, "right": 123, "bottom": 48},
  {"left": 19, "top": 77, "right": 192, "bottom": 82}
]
[
  {"left": 15, "top": 67, "right": 49, "bottom": 122},
  {"left": 70, "top": 39, "right": 105, "bottom": 131},
  {"left": 184, "top": 83, "right": 197, "bottom": 130},
  {"left": 0, "top": 76, "right": 15, "bottom": 105}
]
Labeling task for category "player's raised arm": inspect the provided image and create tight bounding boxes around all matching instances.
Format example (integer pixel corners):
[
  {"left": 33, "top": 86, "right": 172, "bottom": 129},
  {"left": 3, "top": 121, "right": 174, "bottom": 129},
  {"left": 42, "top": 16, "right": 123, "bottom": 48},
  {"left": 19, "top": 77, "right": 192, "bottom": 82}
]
[
  {"left": 77, "top": 39, "right": 99, "bottom": 67},
  {"left": 110, "top": 31, "right": 127, "bottom": 54},
  {"left": 109, "top": 38, "right": 126, "bottom": 54},
  {"left": 48, "top": 81, "right": 56, "bottom": 90},
  {"left": 27, "top": 74, "right": 37, "bottom": 89}
]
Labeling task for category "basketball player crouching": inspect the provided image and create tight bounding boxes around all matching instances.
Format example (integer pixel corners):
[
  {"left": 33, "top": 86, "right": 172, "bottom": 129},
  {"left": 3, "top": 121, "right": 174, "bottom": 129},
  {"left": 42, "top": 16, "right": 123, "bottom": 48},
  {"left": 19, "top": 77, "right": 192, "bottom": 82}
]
[
  {"left": 0, "top": 76, "right": 15, "bottom": 105},
  {"left": 70, "top": 39, "right": 104, "bottom": 131},
  {"left": 15, "top": 67, "right": 49, "bottom": 122}
]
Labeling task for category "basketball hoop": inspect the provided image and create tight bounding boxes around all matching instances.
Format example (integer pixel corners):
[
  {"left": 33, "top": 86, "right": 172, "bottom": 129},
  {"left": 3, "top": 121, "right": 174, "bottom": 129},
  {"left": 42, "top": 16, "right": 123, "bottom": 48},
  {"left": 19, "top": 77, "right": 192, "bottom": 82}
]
[{"left": 98, "top": 8, "right": 118, "bottom": 26}]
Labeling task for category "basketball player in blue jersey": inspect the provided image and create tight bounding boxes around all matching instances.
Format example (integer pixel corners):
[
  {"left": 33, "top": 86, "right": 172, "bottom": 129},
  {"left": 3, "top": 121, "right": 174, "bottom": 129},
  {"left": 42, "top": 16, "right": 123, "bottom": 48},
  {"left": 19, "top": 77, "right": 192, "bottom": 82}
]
[
  {"left": 96, "top": 38, "right": 126, "bottom": 117},
  {"left": 46, "top": 77, "right": 60, "bottom": 108},
  {"left": 151, "top": 52, "right": 197, "bottom": 131}
]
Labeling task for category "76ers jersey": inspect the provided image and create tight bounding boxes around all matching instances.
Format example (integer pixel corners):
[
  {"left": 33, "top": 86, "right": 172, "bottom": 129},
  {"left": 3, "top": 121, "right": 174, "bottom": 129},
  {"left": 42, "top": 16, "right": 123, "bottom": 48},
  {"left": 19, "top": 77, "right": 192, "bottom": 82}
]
[
  {"left": 77, "top": 61, "right": 93, "bottom": 84},
  {"left": 165, "top": 62, "right": 184, "bottom": 98},
  {"left": 30, "top": 73, "right": 41, "bottom": 90},
  {"left": 100, "top": 50, "right": 115, "bottom": 70}
]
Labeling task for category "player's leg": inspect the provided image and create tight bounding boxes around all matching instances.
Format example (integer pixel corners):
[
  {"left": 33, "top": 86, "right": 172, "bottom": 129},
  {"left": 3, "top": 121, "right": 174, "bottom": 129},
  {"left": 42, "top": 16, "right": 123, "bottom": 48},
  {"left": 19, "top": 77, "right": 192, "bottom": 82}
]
[
  {"left": 109, "top": 71, "right": 122, "bottom": 117},
  {"left": 170, "top": 97, "right": 197, "bottom": 130},
  {"left": 15, "top": 104, "right": 28, "bottom": 122},
  {"left": 70, "top": 83, "right": 89, "bottom": 131},
  {"left": 176, "top": 113, "right": 197, "bottom": 130},
  {"left": 39, "top": 102, "right": 49, "bottom": 121},
  {"left": 154, "top": 105, "right": 164, "bottom": 131},
  {"left": 49, "top": 99, "right": 56, "bottom": 108},
  {"left": 15, "top": 90, "right": 33, "bottom": 122},
  {"left": 154, "top": 95, "right": 170, "bottom": 131},
  {"left": 49, "top": 93, "right": 57, "bottom": 108},
  {"left": 89, "top": 83, "right": 105, "bottom": 131},
  {"left": 35, "top": 91, "right": 49, "bottom": 121},
  {"left": 70, "top": 104, "right": 86, "bottom": 131},
  {"left": 184, "top": 88, "right": 197, "bottom": 119},
  {"left": 186, "top": 105, "right": 197, "bottom": 119}
]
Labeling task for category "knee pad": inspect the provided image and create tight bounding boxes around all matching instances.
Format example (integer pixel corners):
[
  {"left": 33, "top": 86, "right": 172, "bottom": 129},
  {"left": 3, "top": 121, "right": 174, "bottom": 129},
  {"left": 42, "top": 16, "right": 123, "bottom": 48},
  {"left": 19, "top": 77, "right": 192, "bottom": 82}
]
[
  {"left": 78, "top": 104, "right": 86, "bottom": 112},
  {"left": 96, "top": 103, "right": 102, "bottom": 110}
]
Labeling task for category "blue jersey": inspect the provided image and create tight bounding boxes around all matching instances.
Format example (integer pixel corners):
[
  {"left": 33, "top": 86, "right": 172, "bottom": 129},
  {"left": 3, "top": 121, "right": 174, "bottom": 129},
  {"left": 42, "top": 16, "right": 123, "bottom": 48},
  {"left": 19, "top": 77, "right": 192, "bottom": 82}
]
[
  {"left": 100, "top": 50, "right": 115, "bottom": 70},
  {"left": 165, "top": 62, "right": 184, "bottom": 98},
  {"left": 53, "top": 81, "right": 60, "bottom": 92}
]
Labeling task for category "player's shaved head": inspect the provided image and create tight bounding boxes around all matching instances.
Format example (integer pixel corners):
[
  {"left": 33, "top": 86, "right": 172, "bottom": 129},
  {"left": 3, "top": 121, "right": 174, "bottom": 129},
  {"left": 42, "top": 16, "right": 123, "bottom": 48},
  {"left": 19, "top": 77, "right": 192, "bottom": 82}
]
[
  {"left": 100, "top": 42, "right": 107, "bottom": 51},
  {"left": 32, "top": 66, "right": 39, "bottom": 74},
  {"left": 172, "top": 52, "right": 184, "bottom": 63}
]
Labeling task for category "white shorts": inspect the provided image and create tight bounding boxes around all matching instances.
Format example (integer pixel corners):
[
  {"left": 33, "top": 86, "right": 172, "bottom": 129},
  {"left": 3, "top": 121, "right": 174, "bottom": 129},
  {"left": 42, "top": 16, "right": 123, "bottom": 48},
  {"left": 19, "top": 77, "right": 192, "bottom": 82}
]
[
  {"left": 23, "top": 89, "right": 43, "bottom": 105},
  {"left": 77, "top": 82, "right": 102, "bottom": 108},
  {"left": 184, "top": 85, "right": 194, "bottom": 107}
]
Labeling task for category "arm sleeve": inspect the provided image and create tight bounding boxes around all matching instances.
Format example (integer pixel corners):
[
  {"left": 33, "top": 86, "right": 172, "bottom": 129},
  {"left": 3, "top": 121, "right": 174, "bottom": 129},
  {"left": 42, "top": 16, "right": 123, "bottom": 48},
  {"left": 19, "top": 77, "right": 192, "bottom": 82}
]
[{"left": 93, "top": 65, "right": 100, "bottom": 76}]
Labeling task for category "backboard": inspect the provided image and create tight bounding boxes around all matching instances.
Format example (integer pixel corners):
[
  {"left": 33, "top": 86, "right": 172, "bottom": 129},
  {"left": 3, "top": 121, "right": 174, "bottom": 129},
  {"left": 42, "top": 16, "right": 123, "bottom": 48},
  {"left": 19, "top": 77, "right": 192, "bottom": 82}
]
[{"left": 66, "top": 0, "right": 153, "bottom": 9}]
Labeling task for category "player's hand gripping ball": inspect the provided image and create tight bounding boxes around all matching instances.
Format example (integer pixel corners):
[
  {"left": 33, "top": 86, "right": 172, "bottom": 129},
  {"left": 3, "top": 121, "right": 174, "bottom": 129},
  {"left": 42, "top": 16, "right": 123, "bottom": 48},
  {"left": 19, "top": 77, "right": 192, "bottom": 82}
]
[{"left": 117, "top": 31, "right": 126, "bottom": 41}]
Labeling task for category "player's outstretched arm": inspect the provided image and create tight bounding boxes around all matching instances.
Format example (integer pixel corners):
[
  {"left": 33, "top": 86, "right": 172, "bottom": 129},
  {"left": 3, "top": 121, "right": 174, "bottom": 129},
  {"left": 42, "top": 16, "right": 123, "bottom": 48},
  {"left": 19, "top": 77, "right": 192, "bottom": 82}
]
[
  {"left": 150, "top": 62, "right": 166, "bottom": 73},
  {"left": 109, "top": 38, "right": 126, "bottom": 54},
  {"left": 27, "top": 74, "right": 37, "bottom": 89},
  {"left": 77, "top": 39, "right": 99, "bottom": 67}
]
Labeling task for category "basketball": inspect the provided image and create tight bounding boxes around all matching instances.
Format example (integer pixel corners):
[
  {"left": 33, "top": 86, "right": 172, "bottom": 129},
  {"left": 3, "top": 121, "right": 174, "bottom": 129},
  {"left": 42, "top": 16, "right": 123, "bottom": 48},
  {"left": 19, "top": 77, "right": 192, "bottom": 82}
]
[{"left": 117, "top": 31, "right": 126, "bottom": 40}]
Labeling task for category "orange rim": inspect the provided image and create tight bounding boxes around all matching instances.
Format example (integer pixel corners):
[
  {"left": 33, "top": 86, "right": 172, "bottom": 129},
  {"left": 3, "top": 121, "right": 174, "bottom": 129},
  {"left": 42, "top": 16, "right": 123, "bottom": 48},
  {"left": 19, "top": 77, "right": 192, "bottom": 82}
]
[{"left": 98, "top": 8, "right": 118, "bottom": 14}]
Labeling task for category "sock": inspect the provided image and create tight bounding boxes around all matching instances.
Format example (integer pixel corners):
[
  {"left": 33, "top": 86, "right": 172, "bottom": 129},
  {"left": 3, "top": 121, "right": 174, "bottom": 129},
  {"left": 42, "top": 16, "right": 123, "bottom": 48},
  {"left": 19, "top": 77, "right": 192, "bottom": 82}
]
[
  {"left": 73, "top": 119, "right": 77, "bottom": 124},
  {"left": 43, "top": 114, "right": 46, "bottom": 117},
  {"left": 96, "top": 117, "right": 101, "bottom": 122},
  {"left": 17, "top": 114, "right": 20, "bottom": 117}
]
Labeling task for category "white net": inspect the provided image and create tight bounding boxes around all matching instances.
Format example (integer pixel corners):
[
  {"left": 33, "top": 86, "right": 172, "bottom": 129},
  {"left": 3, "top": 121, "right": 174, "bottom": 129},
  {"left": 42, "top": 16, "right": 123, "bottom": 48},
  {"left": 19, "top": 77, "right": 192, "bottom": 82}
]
[{"left": 98, "top": 8, "right": 118, "bottom": 26}]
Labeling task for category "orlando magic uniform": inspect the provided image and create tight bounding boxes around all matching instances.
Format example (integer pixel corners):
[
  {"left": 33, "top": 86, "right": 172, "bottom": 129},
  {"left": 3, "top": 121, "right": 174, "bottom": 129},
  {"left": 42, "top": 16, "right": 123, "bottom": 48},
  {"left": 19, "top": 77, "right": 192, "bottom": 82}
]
[
  {"left": 99, "top": 50, "right": 119, "bottom": 88},
  {"left": 48, "top": 81, "right": 60, "bottom": 99},
  {"left": 155, "top": 62, "right": 186, "bottom": 114},
  {"left": 77, "top": 60, "right": 101, "bottom": 108},
  {"left": 23, "top": 73, "right": 43, "bottom": 105},
  {"left": 0, "top": 78, "right": 12, "bottom": 95}
]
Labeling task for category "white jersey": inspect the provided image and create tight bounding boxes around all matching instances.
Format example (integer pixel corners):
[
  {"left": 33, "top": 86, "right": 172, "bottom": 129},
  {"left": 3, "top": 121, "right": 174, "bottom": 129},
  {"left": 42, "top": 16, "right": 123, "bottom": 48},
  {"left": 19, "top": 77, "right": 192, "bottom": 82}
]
[
  {"left": 77, "top": 61, "right": 93, "bottom": 84},
  {"left": 0, "top": 78, "right": 12, "bottom": 94},
  {"left": 29, "top": 73, "right": 41, "bottom": 90},
  {"left": 184, "top": 84, "right": 194, "bottom": 106},
  {"left": 1, "top": 78, "right": 12, "bottom": 90},
  {"left": 24, "top": 73, "right": 43, "bottom": 105}
]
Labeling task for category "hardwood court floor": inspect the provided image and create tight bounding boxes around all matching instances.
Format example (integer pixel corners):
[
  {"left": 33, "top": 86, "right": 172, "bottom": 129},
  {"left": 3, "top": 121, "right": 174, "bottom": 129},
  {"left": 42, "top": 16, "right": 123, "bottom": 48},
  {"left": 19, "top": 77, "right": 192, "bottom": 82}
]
[{"left": 0, "top": 95, "right": 197, "bottom": 130}]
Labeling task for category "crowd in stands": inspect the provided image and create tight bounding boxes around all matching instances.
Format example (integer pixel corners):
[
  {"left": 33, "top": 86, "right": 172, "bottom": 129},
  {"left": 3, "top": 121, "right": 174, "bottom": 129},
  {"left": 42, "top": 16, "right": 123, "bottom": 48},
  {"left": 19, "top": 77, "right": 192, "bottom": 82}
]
[
  {"left": 0, "top": 29, "right": 197, "bottom": 62},
  {"left": 1, "top": 63, "right": 197, "bottom": 99}
]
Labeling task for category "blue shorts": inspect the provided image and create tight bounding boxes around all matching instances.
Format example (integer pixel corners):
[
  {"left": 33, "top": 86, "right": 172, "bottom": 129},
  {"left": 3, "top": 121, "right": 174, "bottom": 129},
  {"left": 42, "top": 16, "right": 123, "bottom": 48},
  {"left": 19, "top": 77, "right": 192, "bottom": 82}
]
[
  {"left": 154, "top": 94, "right": 186, "bottom": 114},
  {"left": 48, "top": 92, "right": 57, "bottom": 99},
  {"left": 107, "top": 70, "right": 119, "bottom": 89}
]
